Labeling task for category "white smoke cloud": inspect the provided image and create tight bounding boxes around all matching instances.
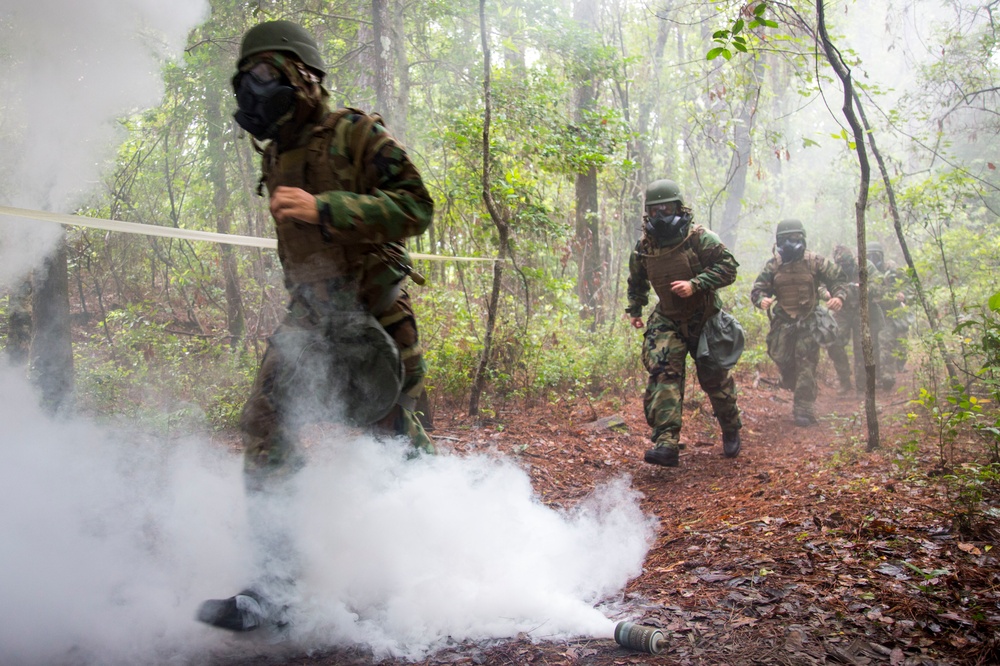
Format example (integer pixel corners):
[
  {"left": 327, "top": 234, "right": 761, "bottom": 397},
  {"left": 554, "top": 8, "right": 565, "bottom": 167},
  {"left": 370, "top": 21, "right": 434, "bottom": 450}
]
[
  {"left": 0, "top": 0, "right": 208, "bottom": 287},
  {"left": 0, "top": 362, "right": 656, "bottom": 664}
]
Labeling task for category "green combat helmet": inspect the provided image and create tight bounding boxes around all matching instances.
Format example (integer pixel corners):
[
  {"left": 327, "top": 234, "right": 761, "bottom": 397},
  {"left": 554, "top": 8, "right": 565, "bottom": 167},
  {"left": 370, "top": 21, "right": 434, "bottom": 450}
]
[
  {"left": 775, "top": 218, "right": 806, "bottom": 239},
  {"left": 645, "top": 179, "right": 684, "bottom": 207},
  {"left": 239, "top": 20, "right": 326, "bottom": 76},
  {"left": 867, "top": 241, "right": 885, "bottom": 270}
]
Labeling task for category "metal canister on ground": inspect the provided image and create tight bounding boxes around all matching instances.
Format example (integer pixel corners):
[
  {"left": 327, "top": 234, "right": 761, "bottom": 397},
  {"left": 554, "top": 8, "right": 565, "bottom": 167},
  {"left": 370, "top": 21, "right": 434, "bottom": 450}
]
[{"left": 614, "top": 620, "right": 666, "bottom": 654}]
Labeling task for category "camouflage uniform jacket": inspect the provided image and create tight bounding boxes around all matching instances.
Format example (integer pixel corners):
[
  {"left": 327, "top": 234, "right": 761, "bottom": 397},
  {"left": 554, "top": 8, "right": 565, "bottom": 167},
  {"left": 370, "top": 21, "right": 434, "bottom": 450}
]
[
  {"left": 821, "top": 257, "right": 883, "bottom": 312},
  {"left": 872, "top": 259, "right": 910, "bottom": 312},
  {"left": 751, "top": 250, "right": 848, "bottom": 314},
  {"left": 626, "top": 224, "right": 739, "bottom": 319},
  {"left": 262, "top": 106, "right": 433, "bottom": 315}
]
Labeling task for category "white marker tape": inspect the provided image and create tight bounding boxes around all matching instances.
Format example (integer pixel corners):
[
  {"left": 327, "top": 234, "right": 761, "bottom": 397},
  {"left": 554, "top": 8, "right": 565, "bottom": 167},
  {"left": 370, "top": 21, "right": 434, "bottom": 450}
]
[{"left": 0, "top": 206, "right": 494, "bottom": 263}]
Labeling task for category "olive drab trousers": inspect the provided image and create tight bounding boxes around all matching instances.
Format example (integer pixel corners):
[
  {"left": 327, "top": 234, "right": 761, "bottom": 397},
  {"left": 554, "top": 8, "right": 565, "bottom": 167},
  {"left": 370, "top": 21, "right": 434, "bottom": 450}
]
[
  {"left": 766, "top": 308, "right": 822, "bottom": 420},
  {"left": 641, "top": 310, "right": 742, "bottom": 448},
  {"left": 880, "top": 306, "right": 911, "bottom": 382},
  {"left": 240, "top": 288, "right": 433, "bottom": 490}
]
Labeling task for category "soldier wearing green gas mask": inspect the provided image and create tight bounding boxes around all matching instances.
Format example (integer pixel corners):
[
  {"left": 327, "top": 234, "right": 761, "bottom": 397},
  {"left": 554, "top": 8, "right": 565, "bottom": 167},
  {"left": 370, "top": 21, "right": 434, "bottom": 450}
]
[
  {"left": 198, "top": 20, "right": 434, "bottom": 633},
  {"left": 751, "top": 220, "right": 848, "bottom": 426},
  {"left": 626, "top": 179, "right": 743, "bottom": 468}
]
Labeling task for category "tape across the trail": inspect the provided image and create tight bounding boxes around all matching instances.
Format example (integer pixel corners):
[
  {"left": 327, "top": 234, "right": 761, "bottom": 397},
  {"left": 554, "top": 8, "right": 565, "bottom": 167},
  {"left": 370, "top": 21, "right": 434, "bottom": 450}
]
[{"left": 0, "top": 205, "right": 495, "bottom": 263}]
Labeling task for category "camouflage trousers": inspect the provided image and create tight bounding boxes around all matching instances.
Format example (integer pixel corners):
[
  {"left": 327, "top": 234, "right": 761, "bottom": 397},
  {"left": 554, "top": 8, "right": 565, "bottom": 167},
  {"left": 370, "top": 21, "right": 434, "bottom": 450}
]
[
  {"left": 827, "top": 305, "right": 883, "bottom": 390},
  {"left": 766, "top": 310, "right": 821, "bottom": 419},
  {"left": 641, "top": 310, "right": 742, "bottom": 448},
  {"left": 241, "top": 287, "right": 433, "bottom": 490},
  {"left": 880, "top": 307, "right": 910, "bottom": 378}
]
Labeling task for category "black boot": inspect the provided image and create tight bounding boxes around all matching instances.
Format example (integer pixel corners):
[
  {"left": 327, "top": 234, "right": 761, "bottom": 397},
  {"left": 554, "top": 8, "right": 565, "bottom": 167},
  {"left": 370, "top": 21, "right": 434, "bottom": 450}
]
[
  {"left": 793, "top": 413, "right": 818, "bottom": 427},
  {"left": 197, "top": 589, "right": 278, "bottom": 632},
  {"left": 722, "top": 430, "right": 741, "bottom": 458},
  {"left": 644, "top": 446, "right": 679, "bottom": 467}
]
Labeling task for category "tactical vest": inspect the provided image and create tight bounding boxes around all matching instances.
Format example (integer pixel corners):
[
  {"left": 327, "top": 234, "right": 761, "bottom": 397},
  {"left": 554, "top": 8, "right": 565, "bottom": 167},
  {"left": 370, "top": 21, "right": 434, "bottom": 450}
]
[
  {"left": 641, "top": 225, "right": 712, "bottom": 320},
  {"left": 773, "top": 252, "right": 818, "bottom": 318},
  {"left": 261, "top": 108, "right": 406, "bottom": 310}
]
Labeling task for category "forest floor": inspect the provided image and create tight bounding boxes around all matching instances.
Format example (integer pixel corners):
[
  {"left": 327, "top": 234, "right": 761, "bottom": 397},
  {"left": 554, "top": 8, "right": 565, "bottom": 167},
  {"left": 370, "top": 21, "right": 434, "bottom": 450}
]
[{"left": 222, "top": 363, "right": 1000, "bottom": 666}]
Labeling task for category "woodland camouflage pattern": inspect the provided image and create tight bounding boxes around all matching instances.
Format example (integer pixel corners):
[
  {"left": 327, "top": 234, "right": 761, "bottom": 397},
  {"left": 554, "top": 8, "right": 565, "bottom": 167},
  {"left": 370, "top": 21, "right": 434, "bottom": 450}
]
[
  {"left": 751, "top": 250, "right": 847, "bottom": 421},
  {"left": 627, "top": 224, "right": 742, "bottom": 449},
  {"left": 873, "top": 259, "right": 913, "bottom": 381},
  {"left": 825, "top": 248, "right": 886, "bottom": 391},
  {"left": 241, "top": 53, "right": 435, "bottom": 484}
]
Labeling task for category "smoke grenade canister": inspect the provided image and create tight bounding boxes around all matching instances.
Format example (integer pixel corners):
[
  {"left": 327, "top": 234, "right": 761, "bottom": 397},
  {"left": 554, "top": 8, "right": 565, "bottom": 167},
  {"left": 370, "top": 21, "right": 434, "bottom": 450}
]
[{"left": 614, "top": 621, "right": 666, "bottom": 654}]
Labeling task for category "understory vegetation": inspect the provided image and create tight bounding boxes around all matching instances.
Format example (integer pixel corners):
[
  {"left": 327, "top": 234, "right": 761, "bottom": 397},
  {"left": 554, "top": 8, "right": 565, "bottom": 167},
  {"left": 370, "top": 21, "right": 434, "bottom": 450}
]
[{"left": 3, "top": 0, "right": 1000, "bottom": 551}]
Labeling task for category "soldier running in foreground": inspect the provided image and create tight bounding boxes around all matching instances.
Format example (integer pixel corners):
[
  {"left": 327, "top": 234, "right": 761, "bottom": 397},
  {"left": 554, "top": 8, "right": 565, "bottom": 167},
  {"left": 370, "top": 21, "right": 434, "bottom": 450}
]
[{"left": 197, "top": 20, "right": 434, "bottom": 633}]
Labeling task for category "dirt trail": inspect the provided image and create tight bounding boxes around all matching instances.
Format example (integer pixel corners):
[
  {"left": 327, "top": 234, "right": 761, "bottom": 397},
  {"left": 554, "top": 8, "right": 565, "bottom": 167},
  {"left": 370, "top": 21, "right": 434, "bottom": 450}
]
[{"left": 219, "top": 367, "right": 1000, "bottom": 666}]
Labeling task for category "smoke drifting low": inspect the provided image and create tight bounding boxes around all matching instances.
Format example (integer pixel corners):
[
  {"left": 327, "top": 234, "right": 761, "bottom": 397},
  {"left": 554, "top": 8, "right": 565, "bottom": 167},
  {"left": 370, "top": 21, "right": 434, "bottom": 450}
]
[{"left": 0, "top": 362, "right": 655, "bottom": 664}]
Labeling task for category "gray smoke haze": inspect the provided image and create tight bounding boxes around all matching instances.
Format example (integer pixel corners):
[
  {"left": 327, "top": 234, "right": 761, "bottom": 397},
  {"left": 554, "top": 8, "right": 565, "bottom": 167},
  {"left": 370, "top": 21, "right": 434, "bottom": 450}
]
[
  {"left": 0, "top": 361, "right": 655, "bottom": 664},
  {"left": 0, "top": 3, "right": 655, "bottom": 661},
  {"left": 0, "top": 0, "right": 207, "bottom": 287},
  {"left": 733, "top": 0, "right": 956, "bottom": 270}
]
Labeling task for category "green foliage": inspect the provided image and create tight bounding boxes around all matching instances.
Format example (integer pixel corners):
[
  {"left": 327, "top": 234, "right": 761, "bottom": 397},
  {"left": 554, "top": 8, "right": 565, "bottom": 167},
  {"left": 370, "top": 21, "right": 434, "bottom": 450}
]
[
  {"left": 708, "top": 2, "right": 780, "bottom": 61},
  {"left": 417, "top": 279, "right": 640, "bottom": 407},
  {"left": 74, "top": 303, "right": 257, "bottom": 431},
  {"left": 942, "top": 462, "right": 1000, "bottom": 538},
  {"left": 906, "top": 385, "right": 982, "bottom": 468}
]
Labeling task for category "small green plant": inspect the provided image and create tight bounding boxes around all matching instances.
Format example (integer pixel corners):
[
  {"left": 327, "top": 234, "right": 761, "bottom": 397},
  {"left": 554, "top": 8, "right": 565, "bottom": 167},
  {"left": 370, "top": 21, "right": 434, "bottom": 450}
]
[
  {"left": 907, "top": 384, "right": 982, "bottom": 468},
  {"left": 942, "top": 462, "right": 1000, "bottom": 537}
]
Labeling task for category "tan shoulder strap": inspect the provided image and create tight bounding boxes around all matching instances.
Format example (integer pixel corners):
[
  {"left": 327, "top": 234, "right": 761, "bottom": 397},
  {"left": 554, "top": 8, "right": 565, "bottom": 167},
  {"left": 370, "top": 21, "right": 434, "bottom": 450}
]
[{"left": 643, "top": 227, "right": 696, "bottom": 259}]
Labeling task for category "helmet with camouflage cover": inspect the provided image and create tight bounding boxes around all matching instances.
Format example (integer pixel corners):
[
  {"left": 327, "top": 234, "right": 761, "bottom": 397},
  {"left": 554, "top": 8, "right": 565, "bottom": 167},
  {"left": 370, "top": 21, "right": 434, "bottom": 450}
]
[
  {"left": 775, "top": 219, "right": 806, "bottom": 239},
  {"left": 867, "top": 241, "right": 884, "bottom": 255},
  {"left": 644, "top": 179, "right": 684, "bottom": 207},
  {"left": 239, "top": 20, "right": 326, "bottom": 77}
]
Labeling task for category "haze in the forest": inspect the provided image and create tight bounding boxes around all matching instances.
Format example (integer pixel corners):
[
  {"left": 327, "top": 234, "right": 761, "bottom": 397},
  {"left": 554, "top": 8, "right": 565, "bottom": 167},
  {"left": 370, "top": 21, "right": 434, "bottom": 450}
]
[
  {"left": 0, "top": 0, "right": 208, "bottom": 287},
  {"left": 0, "top": 2, "right": 656, "bottom": 663}
]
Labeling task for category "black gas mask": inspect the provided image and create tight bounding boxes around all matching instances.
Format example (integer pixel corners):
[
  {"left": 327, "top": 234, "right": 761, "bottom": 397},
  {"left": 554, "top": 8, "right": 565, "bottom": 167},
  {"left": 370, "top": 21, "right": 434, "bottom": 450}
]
[
  {"left": 644, "top": 209, "right": 691, "bottom": 244},
  {"left": 776, "top": 235, "right": 806, "bottom": 263},
  {"left": 233, "top": 62, "right": 296, "bottom": 139},
  {"left": 868, "top": 252, "right": 884, "bottom": 271}
]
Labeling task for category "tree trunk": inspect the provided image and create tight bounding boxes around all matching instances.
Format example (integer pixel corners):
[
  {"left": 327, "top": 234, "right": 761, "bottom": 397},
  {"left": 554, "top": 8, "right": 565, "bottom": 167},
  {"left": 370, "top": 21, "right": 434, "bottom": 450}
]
[
  {"left": 469, "top": 0, "right": 512, "bottom": 417},
  {"left": 206, "top": 85, "right": 246, "bottom": 349},
  {"left": 371, "top": 0, "right": 398, "bottom": 129},
  {"left": 573, "top": 0, "right": 602, "bottom": 323},
  {"left": 391, "top": 0, "right": 410, "bottom": 145},
  {"left": 29, "top": 233, "right": 75, "bottom": 416},
  {"left": 849, "top": 88, "right": 958, "bottom": 380},
  {"left": 5, "top": 277, "right": 32, "bottom": 366},
  {"left": 718, "top": 57, "right": 762, "bottom": 251},
  {"left": 816, "top": 0, "right": 879, "bottom": 450}
]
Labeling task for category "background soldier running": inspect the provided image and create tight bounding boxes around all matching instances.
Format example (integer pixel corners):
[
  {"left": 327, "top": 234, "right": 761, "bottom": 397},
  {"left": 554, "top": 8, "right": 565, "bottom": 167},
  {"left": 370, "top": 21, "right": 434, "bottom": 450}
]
[
  {"left": 824, "top": 244, "right": 886, "bottom": 394},
  {"left": 626, "top": 179, "right": 742, "bottom": 468},
  {"left": 751, "top": 220, "right": 848, "bottom": 427},
  {"left": 868, "top": 241, "right": 912, "bottom": 388}
]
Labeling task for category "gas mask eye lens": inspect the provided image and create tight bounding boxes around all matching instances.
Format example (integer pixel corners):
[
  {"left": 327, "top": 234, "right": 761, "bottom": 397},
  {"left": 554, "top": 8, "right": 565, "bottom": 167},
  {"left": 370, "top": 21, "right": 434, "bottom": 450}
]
[{"left": 248, "top": 62, "right": 280, "bottom": 83}]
